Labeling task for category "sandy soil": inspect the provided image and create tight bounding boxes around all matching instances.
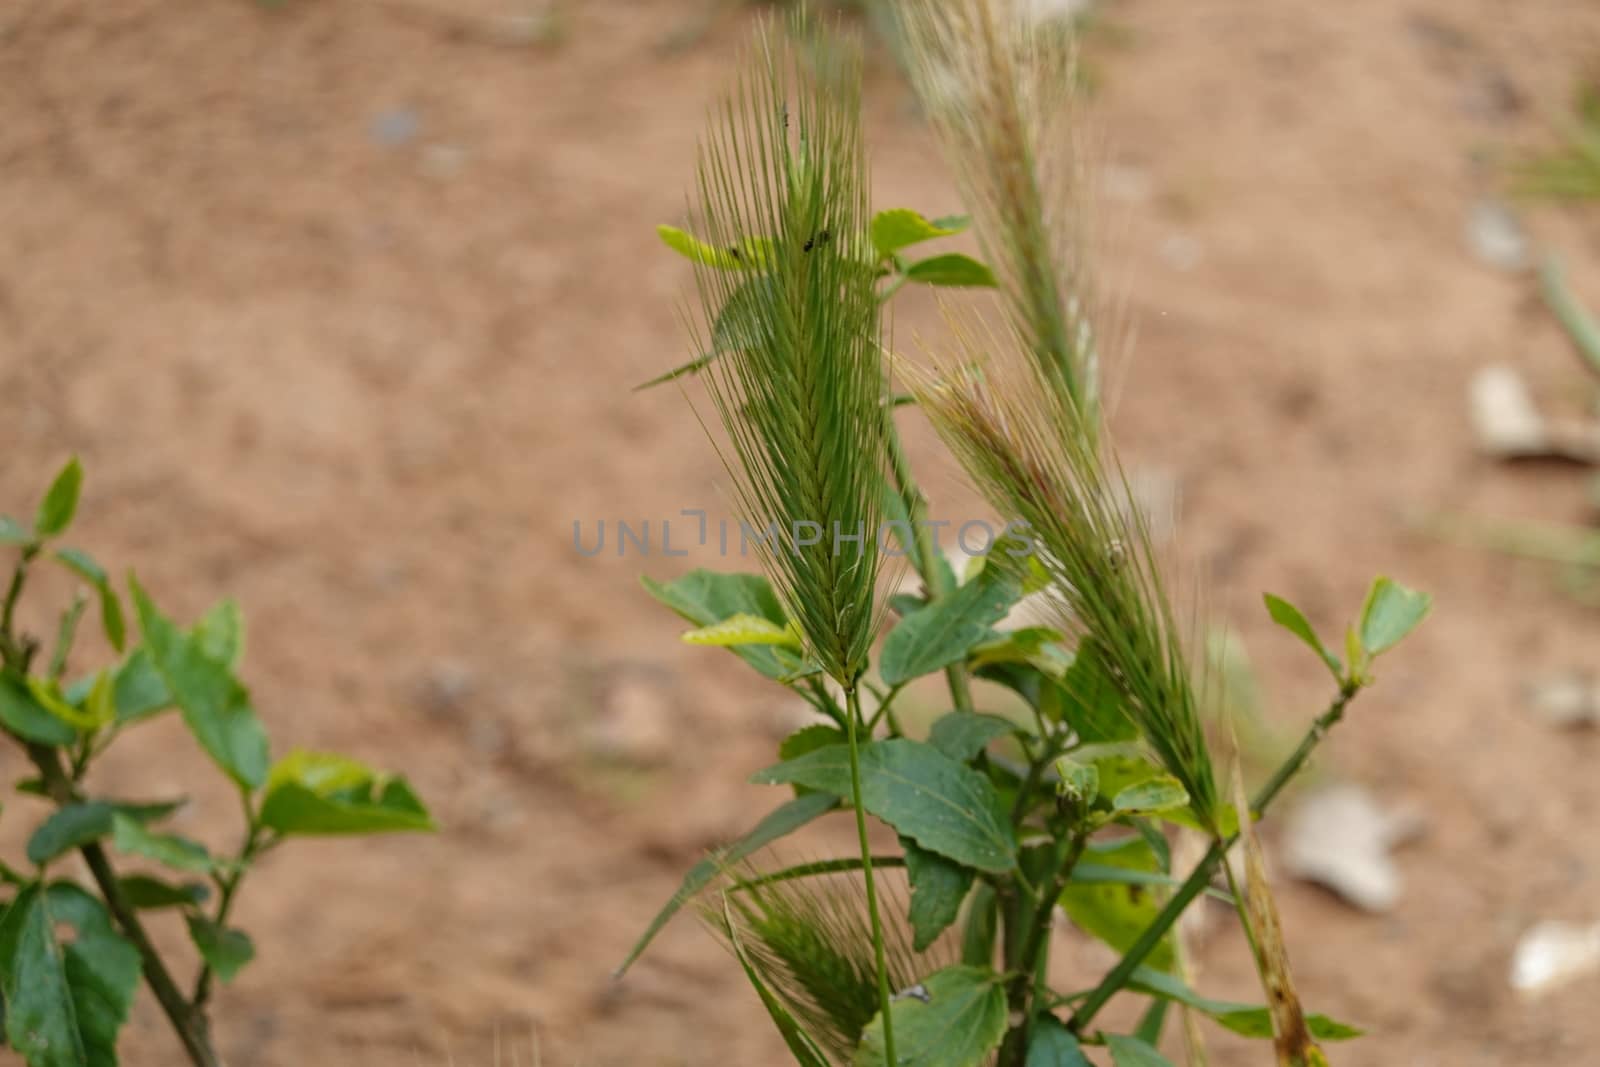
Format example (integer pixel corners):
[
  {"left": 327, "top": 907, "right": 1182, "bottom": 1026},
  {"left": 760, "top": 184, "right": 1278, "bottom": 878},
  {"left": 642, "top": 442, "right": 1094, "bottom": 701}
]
[{"left": 4, "top": 0, "right": 1600, "bottom": 1064}]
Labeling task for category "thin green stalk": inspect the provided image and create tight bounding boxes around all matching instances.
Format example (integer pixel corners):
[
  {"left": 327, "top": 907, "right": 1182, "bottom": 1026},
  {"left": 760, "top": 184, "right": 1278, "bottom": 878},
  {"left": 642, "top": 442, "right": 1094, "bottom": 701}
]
[
  {"left": 846, "top": 685, "right": 896, "bottom": 1066},
  {"left": 1068, "top": 682, "right": 1360, "bottom": 1033},
  {"left": 193, "top": 803, "right": 271, "bottom": 1009},
  {"left": 1000, "top": 828, "right": 1088, "bottom": 1067},
  {"left": 884, "top": 416, "right": 976, "bottom": 714}
]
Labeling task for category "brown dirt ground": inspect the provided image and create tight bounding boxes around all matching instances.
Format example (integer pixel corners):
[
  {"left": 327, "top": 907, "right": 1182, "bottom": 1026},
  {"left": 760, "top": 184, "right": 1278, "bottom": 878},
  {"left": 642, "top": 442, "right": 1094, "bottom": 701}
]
[{"left": 4, "top": 0, "right": 1600, "bottom": 1064}]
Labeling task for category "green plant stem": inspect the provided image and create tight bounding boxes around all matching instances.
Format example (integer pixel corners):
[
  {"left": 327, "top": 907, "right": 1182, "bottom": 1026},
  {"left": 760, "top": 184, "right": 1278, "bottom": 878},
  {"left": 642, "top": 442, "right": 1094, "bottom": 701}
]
[
  {"left": 193, "top": 806, "right": 266, "bottom": 1009},
  {"left": 846, "top": 684, "right": 896, "bottom": 1067},
  {"left": 1068, "top": 681, "right": 1361, "bottom": 1034},
  {"left": 999, "top": 828, "right": 1088, "bottom": 1067},
  {"left": 25, "top": 743, "right": 222, "bottom": 1067},
  {"left": 1540, "top": 255, "right": 1600, "bottom": 382},
  {"left": 0, "top": 550, "right": 36, "bottom": 667},
  {"left": 884, "top": 417, "right": 976, "bottom": 715}
]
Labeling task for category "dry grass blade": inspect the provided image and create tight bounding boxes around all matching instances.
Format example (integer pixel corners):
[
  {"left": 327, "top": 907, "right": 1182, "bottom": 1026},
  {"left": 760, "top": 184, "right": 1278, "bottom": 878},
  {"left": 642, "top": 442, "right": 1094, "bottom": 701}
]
[
  {"left": 679, "top": 15, "right": 889, "bottom": 686},
  {"left": 893, "top": 0, "right": 1105, "bottom": 426}
]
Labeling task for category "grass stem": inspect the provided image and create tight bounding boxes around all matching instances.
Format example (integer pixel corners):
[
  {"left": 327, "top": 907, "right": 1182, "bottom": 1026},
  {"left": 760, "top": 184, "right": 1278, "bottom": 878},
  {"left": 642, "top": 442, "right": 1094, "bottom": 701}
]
[{"left": 846, "top": 685, "right": 897, "bottom": 1066}]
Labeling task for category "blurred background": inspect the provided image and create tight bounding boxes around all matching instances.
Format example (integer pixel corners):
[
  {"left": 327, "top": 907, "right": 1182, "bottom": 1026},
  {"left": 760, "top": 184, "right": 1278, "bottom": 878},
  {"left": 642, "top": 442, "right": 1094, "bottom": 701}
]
[{"left": 3, "top": 0, "right": 1600, "bottom": 1063}]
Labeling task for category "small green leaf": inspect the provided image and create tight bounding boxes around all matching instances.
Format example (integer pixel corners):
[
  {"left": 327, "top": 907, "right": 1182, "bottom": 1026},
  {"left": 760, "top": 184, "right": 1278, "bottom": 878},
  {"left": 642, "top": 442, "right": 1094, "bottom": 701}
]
[
  {"left": 0, "top": 884, "right": 85, "bottom": 1067},
  {"left": 642, "top": 570, "right": 802, "bottom": 681},
  {"left": 870, "top": 208, "right": 967, "bottom": 256},
  {"left": 131, "top": 577, "right": 270, "bottom": 789},
  {"left": 904, "top": 839, "right": 975, "bottom": 951},
  {"left": 112, "top": 649, "right": 172, "bottom": 725},
  {"left": 780, "top": 724, "right": 844, "bottom": 762},
  {"left": 0, "top": 676, "right": 76, "bottom": 745},
  {"left": 1026, "top": 1015, "right": 1092, "bottom": 1066},
  {"left": 259, "top": 750, "right": 433, "bottom": 836},
  {"left": 1126, "top": 967, "right": 1363, "bottom": 1041},
  {"left": 45, "top": 882, "right": 142, "bottom": 1067},
  {"left": 192, "top": 599, "right": 245, "bottom": 668},
  {"left": 0, "top": 515, "right": 33, "bottom": 546},
  {"left": 657, "top": 224, "right": 767, "bottom": 270},
  {"left": 880, "top": 569, "right": 1019, "bottom": 686},
  {"left": 1112, "top": 776, "right": 1189, "bottom": 816},
  {"left": 1263, "top": 594, "right": 1342, "bottom": 679},
  {"left": 1358, "top": 577, "right": 1432, "bottom": 657},
  {"left": 617, "top": 791, "right": 838, "bottom": 975},
  {"left": 856, "top": 965, "right": 1007, "bottom": 1067},
  {"left": 111, "top": 814, "right": 213, "bottom": 874},
  {"left": 53, "top": 546, "right": 128, "bottom": 648},
  {"left": 1054, "top": 757, "right": 1099, "bottom": 805},
  {"left": 904, "top": 253, "right": 997, "bottom": 288},
  {"left": 28, "top": 802, "right": 186, "bottom": 867},
  {"left": 682, "top": 612, "right": 802, "bottom": 649},
  {"left": 26, "top": 676, "right": 101, "bottom": 732},
  {"left": 967, "top": 626, "right": 1072, "bottom": 680},
  {"left": 185, "top": 915, "right": 254, "bottom": 983},
  {"left": 34, "top": 457, "right": 84, "bottom": 540},
  {"left": 117, "top": 875, "right": 210, "bottom": 910},
  {"left": 1059, "top": 836, "right": 1176, "bottom": 971},
  {"left": 1105, "top": 1034, "right": 1175, "bottom": 1067},
  {"left": 753, "top": 739, "right": 1016, "bottom": 872},
  {"left": 927, "top": 712, "right": 1016, "bottom": 763}
]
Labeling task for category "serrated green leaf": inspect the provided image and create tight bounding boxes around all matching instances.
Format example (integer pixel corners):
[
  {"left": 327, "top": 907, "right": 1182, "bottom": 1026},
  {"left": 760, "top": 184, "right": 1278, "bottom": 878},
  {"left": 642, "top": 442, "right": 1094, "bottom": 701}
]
[
  {"left": 1358, "top": 577, "right": 1431, "bottom": 657},
  {"left": 0, "top": 884, "right": 85, "bottom": 1067},
  {"left": 46, "top": 882, "right": 141, "bottom": 1067},
  {"left": 855, "top": 965, "right": 1007, "bottom": 1067},
  {"left": 1059, "top": 836, "right": 1175, "bottom": 971},
  {"left": 617, "top": 791, "right": 838, "bottom": 975},
  {"left": 753, "top": 739, "right": 1016, "bottom": 871},
  {"left": 1112, "top": 776, "right": 1188, "bottom": 815},
  {"left": 117, "top": 874, "right": 210, "bottom": 910},
  {"left": 881, "top": 569, "right": 1019, "bottom": 686},
  {"left": 1026, "top": 1015, "right": 1092, "bottom": 1066},
  {"left": 1105, "top": 1034, "right": 1175, "bottom": 1067},
  {"left": 1263, "top": 594, "right": 1341, "bottom": 679},
  {"left": 130, "top": 577, "right": 270, "bottom": 789},
  {"left": 259, "top": 750, "right": 433, "bottom": 836},
  {"left": 682, "top": 612, "right": 802, "bottom": 648},
  {"left": 903, "top": 253, "right": 997, "bottom": 288},
  {"left": 642, "top": 570, "right": 804, "bottom": 681},
  {"left": 904, "top": 839, "right": 974, "bottom": 952},
  {"left": 0, "top": 676, "right": 76, "bottom": 745},
  {"left": 111, "top": 814, "right": 213, "bottom": 874},
  {"left": 0, "top": 515, "right": 33, "bottom": 546},
  {"left": 870, "top": 208, "right": 966, "bottom": 256},
  {"left": 926, "top": 712, "right": 1016, "bottom": 763},
  {"left": 185, "top": 914, "right": 254, "bottom": 983},
  {"left": 34, "top": 458, "right": 83, "bottom": 540}
]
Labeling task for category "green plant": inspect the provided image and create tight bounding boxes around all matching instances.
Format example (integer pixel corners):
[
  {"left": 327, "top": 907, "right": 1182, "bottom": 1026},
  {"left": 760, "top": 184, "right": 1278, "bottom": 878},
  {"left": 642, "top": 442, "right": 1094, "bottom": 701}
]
[
  {"left": 0, "top": 459, "right": 433, "bottom": 1067},
  {"left": 619, "top": 5, "right": 1429, "bottom": 1066}
]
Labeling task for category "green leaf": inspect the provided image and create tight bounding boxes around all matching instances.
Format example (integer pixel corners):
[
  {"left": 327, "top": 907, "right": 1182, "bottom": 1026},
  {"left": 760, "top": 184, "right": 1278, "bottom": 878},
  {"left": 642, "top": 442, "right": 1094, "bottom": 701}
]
[
  {"left": 111, "top": 814, "right": 213, "bottom": 874},
  {"left": 34, "top": 458, "right": 83, "bottom": 540},
  {"left": 903, "top": 253, "right": 997, "bottom": 288},
  {"left": 855, "top": 965, "right": 1007, "bottom": 1067},
  {"left": 1358, "top": 577, "right": 1431, "bottom": 657},
  {"left": 0, "top": 515, "right": 32, "bottom": 546},
  {"left": 185, "top": 915, "right": 254, "bottom": 984},
  {"left": 657, "top": 223, "right": 765, "bottom": 270},
  {"left": 1263, "top": 594, "right": 1342, "bottom": 679},
  {"left": 26, "top": 801, "right": 183, "bottom": 867},
  {"left": 927, "top": 712, "right": 1016, "bottom": 763},
  {"left": 1105, "top": 1034, "right": 1175, "bottom": 1067},
  {"left": 967, "top": 626, "right": 1071, "bottom": 680},
  {"left": 53, "top": 548, "right": 125, "bottom": 653},
  {"left": 130, "top": 577, "right": 270, "bottom": 789},
  {"left": 881, "top": 569, "right": 1019, "bottom": 686},
  {"left": 1059, "top": 836, "right": 1175, "bottom": 971},
  {"left": 780, "top": 724, "right": 845, "bottom": 762},
  {"left": 259, "top": 750, "right": 433, "bottom": 836},
  {"left": 904, "top": 840, "right": 975, "bottom": 952},
  {"left": 0, "top": 883, "right": 86, "bottom": 1067},
  {"left": 117, "top": 875, "right": 210, "bottom": 910},
  {"left": 870, "top": 208, "right": 967, "bottom": 256},
  {"left": 46, "top": 882, "right": 141, "bottom": 1067},
  {"left": 0, "top": 676, "right": 76, "bottom": 745},
  {"left": 723, "top": 897, "right": 832, "bottom": 1067},
  {"left": 682, "top": 612, "right": 802, "bottom": 649},
  {"left": 111, "top": 649, "right": 172, "bottom": 725},
  {"left": 1026, "top": 1016, "right": 1092, "bottom": 1066},
  {"left": 26, "top": 676, "right": 101, "bottom": 732},
  {"left": 1054, "top": 640, "right": 1137, "bottom": 742},
  {"left": 642, "top": 570, "right": 802, "bottom": 681},
  {"left": 1126, "top": 968, "right": 1363, "bottom": 1042},
  {"left": 1053, "top": 756, "right": 1099, "bottom": 805},
  {"left": 617, "top": 791, "right": 838, "bottom": 975},
  {"left": 960, "top": 883, "right": 997, "bottom": 968},
  {"left": 753, "top": 739, "right": 1016, "bottom": 872},
  {"left": 192, "top": 599, "right": 245, "bottom": 668},
  {"left": 1112, "top": 776, "right": 1189, "bottom": 816}
]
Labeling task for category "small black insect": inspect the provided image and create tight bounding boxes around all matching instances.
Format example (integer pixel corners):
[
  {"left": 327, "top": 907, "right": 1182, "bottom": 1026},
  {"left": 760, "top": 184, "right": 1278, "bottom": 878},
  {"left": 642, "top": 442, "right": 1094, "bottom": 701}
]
[
  {"left": 726, "top": 246, "right": 743, "bottom": 262},
  {"left": 801, "top": 229, "right": 832, "bottom": 254}
]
